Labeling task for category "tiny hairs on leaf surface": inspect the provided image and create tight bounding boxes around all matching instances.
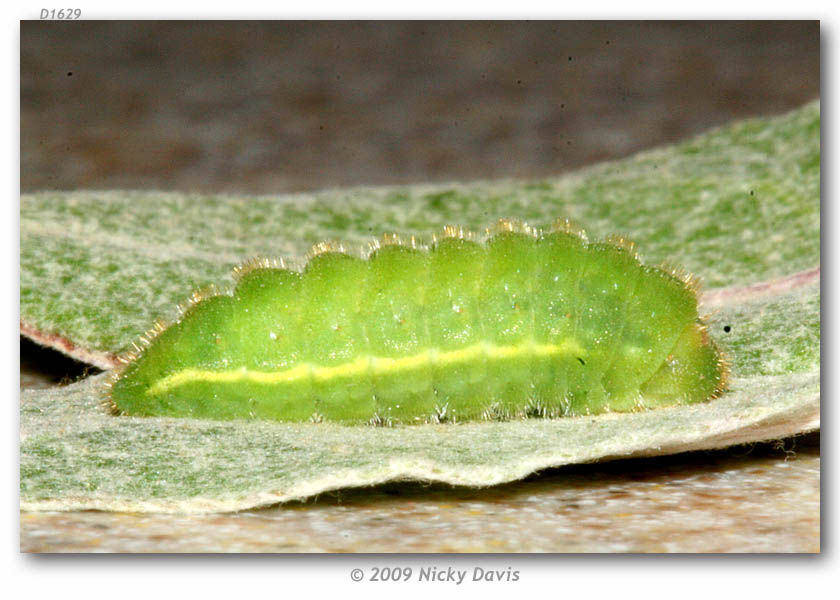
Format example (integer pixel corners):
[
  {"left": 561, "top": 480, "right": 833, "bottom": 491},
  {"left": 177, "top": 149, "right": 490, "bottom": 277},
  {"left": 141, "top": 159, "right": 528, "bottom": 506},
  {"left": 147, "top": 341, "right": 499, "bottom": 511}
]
[{"left": 108, "top": 218, "right": 729, "bottom": 425}]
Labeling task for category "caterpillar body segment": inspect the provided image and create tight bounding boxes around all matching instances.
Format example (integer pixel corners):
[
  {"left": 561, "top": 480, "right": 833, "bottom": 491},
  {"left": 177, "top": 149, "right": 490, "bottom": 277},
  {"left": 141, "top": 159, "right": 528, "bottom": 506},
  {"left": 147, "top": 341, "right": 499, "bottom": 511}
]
[{"left": 109, "top": 220, "right": 728, "bottom": 424}]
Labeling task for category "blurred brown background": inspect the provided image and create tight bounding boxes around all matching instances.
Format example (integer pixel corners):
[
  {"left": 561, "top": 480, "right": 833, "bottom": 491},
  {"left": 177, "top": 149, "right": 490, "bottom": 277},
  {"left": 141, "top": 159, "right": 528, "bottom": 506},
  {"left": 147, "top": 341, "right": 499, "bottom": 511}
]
[{"left": 22, "top": 21, "right": 819, "bottom": 195}]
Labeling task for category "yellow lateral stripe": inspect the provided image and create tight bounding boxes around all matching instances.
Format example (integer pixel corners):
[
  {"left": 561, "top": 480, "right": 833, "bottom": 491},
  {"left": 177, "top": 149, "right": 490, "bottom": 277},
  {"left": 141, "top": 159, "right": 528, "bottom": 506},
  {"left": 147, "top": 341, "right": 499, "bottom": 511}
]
[{"left": 146, "top": 339, "right": 585, "bottom": 396}]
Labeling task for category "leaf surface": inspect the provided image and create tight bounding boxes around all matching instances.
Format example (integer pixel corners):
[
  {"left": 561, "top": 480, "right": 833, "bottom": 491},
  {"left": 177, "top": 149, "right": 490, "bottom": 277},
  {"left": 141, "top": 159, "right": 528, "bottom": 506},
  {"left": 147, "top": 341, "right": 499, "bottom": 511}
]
[{"left": 20, "top": 102, "right": 820, "bottom": 512}]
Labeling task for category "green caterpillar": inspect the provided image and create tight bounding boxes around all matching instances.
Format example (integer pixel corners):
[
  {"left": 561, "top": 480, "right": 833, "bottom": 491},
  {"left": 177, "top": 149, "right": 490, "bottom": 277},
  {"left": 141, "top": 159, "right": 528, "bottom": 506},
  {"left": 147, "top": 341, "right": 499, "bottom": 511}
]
[{"left": 108, "top": 219, "right": 729, "bottom": 424}]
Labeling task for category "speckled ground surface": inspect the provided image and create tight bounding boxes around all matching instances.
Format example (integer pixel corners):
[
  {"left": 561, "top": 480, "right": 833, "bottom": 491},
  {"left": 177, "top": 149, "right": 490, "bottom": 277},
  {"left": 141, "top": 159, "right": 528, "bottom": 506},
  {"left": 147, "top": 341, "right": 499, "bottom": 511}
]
[
  {"left": 20, "top": 21, "right": 820, "bottom": 552},
  {"left": 21, "top": 432, "right": 819, "bottom": 553}
]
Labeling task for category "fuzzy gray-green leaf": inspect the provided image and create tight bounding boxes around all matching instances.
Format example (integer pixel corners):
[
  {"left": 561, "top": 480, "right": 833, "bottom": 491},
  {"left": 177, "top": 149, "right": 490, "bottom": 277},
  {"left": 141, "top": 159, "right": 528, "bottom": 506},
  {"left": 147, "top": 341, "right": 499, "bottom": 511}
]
[{"left": 20, "top": 102, "right": 820, "bottom": 512}]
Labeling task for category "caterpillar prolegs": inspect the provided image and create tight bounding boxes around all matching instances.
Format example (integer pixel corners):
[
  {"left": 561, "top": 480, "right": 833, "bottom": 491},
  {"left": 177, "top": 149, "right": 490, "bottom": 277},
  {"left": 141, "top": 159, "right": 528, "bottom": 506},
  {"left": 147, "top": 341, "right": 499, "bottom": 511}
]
[{"left": 108, "top": 219, "right": 729, "bottom": 424}]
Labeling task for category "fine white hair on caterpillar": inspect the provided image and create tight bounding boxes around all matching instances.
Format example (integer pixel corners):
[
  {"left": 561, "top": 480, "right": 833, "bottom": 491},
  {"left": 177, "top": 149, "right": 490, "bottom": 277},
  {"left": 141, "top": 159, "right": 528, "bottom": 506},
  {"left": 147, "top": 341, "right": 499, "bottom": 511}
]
[{"left": 108, "top": 218, "right": 729, "bottom": 424}]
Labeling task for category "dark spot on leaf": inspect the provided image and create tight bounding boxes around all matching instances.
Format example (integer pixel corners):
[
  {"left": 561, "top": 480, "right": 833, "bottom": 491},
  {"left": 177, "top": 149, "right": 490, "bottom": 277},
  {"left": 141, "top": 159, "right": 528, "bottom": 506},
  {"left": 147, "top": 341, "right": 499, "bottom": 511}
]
[{"left": 577, "top": 357, "right": 586, "bottom": 366}]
